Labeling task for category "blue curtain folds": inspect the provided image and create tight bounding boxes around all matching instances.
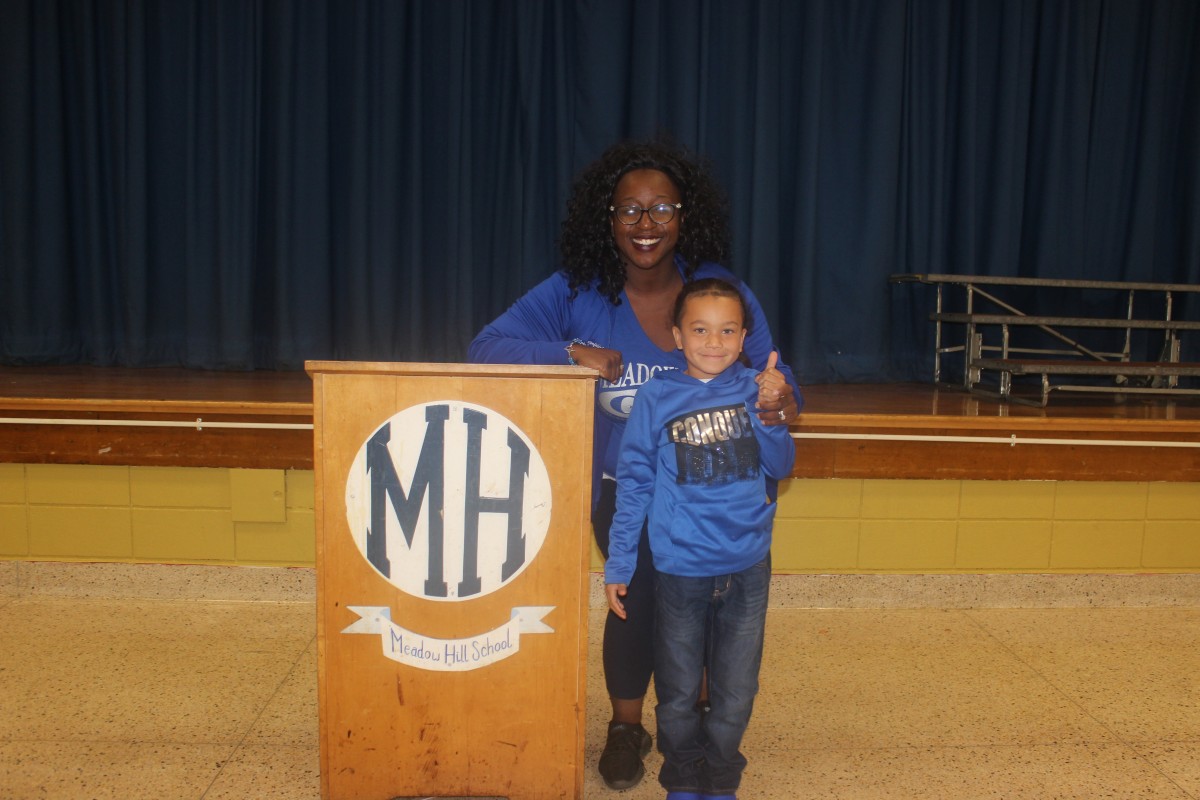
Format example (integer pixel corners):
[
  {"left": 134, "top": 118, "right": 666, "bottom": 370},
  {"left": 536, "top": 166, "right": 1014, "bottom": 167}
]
[{"left": 2, "top": 1, "right": 1198, "bottom": 382}]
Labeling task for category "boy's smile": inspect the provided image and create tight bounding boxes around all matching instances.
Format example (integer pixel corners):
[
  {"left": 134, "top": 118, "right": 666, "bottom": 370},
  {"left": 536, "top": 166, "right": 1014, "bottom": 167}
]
[{"left": 672, "top": 295, "right": 747, "bottom": 380}]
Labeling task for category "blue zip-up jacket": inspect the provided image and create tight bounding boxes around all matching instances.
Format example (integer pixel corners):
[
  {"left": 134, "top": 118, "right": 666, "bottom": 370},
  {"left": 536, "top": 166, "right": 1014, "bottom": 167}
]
[
  {"left": 468, "top": 257, "right": 801, "bottom": 511},
  {"left": 604, "top": 362, "right": 796, "bottom": 584}
]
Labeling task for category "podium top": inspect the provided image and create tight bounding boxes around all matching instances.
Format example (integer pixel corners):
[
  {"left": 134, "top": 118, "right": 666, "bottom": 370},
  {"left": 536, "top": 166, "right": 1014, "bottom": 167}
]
[{"left": 304, "top": 360, "right": 598, "bottom": 381}]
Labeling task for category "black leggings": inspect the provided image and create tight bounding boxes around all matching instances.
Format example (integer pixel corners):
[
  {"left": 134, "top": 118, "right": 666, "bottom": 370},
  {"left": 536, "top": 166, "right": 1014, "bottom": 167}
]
[{"left": 592, "top": 478, "right": 656, "bottom": 700}]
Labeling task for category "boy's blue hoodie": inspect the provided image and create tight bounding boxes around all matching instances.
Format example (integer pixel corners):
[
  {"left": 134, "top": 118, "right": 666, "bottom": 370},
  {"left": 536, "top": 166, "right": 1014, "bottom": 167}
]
[{"left": 605, "top": 361, "right": 796, "bottom": 584}]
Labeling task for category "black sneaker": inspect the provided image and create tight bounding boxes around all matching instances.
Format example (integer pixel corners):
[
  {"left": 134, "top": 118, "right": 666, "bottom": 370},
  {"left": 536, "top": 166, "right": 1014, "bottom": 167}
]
[{"left": 598, "top": 721, "right": 652, "bottom": 790}]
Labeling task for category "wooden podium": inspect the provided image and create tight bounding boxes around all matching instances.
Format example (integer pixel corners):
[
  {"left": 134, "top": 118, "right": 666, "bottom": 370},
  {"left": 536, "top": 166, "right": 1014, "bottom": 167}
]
[{"left": 306, "top": 361, "right": 596, "bottom": 800}]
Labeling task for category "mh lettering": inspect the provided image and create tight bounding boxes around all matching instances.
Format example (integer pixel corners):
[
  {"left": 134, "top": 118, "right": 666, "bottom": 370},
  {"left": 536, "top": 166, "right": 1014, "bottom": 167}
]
[{"left": 366, "top": 404, "right": 531, "bottom": 598}]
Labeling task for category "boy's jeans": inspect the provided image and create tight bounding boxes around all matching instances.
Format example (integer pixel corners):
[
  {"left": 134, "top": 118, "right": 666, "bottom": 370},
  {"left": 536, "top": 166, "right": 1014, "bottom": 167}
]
[{"left": 653, "top": 556, "right": 770, "bottom": 793}]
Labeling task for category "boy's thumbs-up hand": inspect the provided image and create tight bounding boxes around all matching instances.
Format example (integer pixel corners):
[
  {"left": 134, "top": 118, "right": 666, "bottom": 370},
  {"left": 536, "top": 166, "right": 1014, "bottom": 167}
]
[{"left": 755, "top": 350, "right": 796, "bottom": 426}]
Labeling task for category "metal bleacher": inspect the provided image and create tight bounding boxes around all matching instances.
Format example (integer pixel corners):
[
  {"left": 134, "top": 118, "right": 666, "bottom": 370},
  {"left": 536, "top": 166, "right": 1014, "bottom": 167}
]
[{"left": 891, "top": 274, "right": 1200, "bottom": 406}]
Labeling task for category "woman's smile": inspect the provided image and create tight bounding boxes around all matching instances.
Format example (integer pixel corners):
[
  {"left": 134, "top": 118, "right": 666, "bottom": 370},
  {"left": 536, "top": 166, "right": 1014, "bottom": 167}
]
[{"left": 611, "top": 169, "right": 682, "bottom": 275}]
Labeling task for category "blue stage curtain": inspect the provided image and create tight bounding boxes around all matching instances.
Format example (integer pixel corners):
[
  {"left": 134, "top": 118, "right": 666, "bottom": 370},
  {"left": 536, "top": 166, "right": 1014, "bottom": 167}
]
[{"left": 2, "top": 1, "right": 1198, "bottom": 382}]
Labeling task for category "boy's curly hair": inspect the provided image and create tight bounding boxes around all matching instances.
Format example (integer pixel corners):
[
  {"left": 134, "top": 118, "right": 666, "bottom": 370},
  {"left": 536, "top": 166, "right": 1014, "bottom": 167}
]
[{"left": 559, "top": 137, "right": 732, "bottom": 305}]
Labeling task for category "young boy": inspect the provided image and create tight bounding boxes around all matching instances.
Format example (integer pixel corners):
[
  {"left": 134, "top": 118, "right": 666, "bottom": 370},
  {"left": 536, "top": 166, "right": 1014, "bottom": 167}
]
[{"left": 604, "top": 278, "right": 797, "bottom": 800}]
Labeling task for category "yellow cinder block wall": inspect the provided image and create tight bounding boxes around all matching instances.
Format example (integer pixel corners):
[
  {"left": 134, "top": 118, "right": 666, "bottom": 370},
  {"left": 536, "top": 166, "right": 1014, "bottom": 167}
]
[
  {"left": 0, "top": 463, "right": 314, "bottom": 566},
  {"left": 768, "top": 478, "right": 1200, "bottom": 573},
  {"left": 1, "top": 464, "right": 1197, "bottom": 572}
]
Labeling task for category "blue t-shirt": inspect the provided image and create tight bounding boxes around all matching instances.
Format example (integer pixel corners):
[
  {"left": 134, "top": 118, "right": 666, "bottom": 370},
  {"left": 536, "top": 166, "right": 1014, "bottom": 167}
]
[{"left": 468, "top": 257, "right": 801, "bottom": 509}]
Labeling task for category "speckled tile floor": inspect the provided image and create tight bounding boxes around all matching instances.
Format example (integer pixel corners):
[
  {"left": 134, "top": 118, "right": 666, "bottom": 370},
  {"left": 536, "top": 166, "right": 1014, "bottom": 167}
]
[{"left": 0, "top": 587, "right": 1198, "bottom": 798}]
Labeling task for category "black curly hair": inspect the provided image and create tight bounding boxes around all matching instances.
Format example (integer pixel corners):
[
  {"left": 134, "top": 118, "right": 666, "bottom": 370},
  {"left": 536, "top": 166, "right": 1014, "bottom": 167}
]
[{"left": 559, "top": 136, "right": 732, "bottom": 305}]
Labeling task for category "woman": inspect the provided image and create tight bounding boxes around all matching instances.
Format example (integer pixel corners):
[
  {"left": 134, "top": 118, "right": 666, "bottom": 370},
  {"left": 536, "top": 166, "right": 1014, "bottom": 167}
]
[{"left": 469, "top": 137, "right": 800, "bottom": 791}]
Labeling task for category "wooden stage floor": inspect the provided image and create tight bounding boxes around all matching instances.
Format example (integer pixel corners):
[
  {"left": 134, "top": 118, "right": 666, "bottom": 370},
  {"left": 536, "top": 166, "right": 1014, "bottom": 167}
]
[
  {"left": 1, "top": 366, "right": 1199, "bottom": 480},
  {"left": 795, "top": 382, "right": 1200, "bottom": 481}
]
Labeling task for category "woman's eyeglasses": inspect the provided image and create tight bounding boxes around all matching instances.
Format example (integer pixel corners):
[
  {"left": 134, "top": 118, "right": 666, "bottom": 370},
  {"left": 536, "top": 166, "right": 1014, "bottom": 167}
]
[{"left": 609, "top": 202, "right": 683, "bottom": 226}]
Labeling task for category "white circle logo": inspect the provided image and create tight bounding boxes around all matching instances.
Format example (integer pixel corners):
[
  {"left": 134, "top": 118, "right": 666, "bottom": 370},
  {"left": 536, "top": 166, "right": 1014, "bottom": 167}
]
[{"left": 344, "top": 401, "right": 552, "bottom": 601}]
